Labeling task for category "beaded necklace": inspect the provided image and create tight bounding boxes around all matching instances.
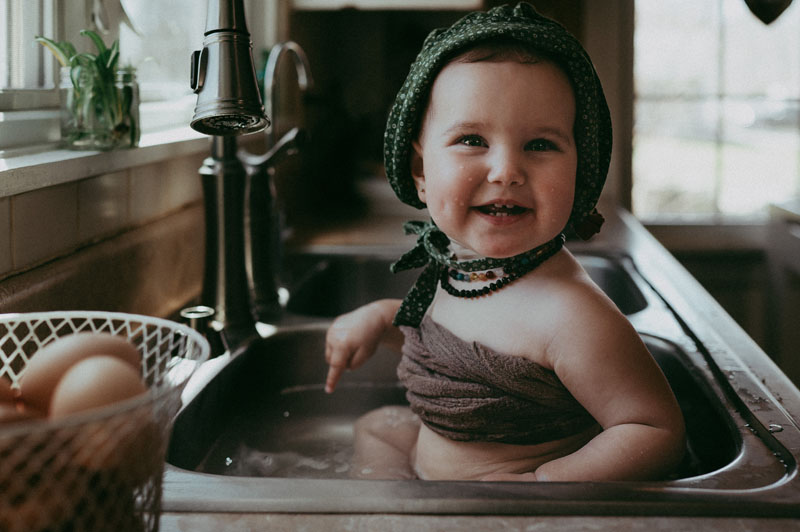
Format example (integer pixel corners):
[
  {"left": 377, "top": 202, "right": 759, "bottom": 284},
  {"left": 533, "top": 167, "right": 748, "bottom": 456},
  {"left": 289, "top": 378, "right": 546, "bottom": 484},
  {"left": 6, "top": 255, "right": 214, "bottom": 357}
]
[
  {"left": 390, "top": 220, "right": 565, "bottom": 326},
  {"left": 440, "top": 236, "right": 562, "bottom": 298}
]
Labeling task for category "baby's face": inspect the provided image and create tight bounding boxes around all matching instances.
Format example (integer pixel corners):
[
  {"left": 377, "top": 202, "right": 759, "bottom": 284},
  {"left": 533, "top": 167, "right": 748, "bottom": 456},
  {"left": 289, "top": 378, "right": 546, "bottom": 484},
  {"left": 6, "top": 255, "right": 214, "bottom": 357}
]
[{"left": 412, "top": 59, "right": 577, "bottom": 258}]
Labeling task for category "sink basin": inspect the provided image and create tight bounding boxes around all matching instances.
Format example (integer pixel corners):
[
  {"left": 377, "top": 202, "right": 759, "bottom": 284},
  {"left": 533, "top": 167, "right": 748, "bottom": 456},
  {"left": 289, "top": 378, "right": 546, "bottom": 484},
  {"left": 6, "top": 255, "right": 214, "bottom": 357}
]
[
  {"left": 284, "top": 251, "right": 648, "bottom": 317},
  {"left": 163, "top": 248, "right": 800, "bottom": 516},
  {"left": 167, "top": 328, "right": 737, "bottom": 481}
]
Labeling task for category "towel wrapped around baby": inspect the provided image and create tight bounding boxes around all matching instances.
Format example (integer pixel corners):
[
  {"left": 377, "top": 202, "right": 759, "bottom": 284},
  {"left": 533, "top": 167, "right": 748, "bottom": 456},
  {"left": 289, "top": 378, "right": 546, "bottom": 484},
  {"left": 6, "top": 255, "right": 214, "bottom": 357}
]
[{"left": 397, "top": 316, "right": 598, "bottom": 445}]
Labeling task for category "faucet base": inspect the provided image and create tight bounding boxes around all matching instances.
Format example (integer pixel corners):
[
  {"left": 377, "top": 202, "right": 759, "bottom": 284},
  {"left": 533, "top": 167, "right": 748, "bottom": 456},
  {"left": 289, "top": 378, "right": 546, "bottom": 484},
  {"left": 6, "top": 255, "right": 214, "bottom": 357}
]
[{"left": 199, "top": 136, "right": 259, "bottom": 350}]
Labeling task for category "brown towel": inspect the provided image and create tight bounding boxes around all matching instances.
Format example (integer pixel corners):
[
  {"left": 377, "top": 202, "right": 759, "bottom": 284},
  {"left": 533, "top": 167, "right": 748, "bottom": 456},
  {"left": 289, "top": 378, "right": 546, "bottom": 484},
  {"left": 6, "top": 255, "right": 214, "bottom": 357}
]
[{"left": 397, "top": 316, "right": 597, "bottom": 444}]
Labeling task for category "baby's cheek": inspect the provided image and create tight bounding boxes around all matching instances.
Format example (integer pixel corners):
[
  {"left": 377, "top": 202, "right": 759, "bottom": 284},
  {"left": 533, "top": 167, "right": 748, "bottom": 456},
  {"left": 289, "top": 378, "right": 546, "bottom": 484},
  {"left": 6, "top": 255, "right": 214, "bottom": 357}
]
[
  {"left": 435, "top": 188, "right": 468, "bottom": 210},
  {"left": 432, "top": 198, "right": 467, "bottom": 224},
  {"left": 424, "top": 199, "right": 455, "bottom": 233}
]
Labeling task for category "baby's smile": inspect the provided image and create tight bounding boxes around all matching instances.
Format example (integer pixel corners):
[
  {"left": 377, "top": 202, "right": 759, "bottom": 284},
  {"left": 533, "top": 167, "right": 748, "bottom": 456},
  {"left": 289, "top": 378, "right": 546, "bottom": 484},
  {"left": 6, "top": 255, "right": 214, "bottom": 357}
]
[{"left": 475, "top": 202, "right": 530, "bottom": 217}]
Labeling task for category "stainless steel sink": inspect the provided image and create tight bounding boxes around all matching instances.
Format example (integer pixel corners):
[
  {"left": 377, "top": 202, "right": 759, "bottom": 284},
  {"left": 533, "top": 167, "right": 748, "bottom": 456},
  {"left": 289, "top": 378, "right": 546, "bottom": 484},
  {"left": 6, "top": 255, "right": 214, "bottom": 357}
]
[
  {"left": 283, "top": 251, "right": 648, "bottom": 317},
  {"left": 166, "top": 327, "right": 738, "bottom": 481},
  {"left": 163, "top": 248, "right": 800, "bottom": 516}
]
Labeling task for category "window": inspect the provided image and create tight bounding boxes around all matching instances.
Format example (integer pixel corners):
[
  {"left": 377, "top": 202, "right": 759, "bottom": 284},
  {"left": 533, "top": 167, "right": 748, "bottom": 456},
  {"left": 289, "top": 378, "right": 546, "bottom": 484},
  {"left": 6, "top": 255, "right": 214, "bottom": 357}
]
[
  {"left": 117, "top": 1, "right": 204, "bottom": 132},
  {"left": 633, "top": 0, "right": 800, "bottom": 221},
  {"left": 0, "top": 0, "right": 206, "bottom": 151},
  {"left": 1, "top": 0, "right": 57, "bottom": 91}
]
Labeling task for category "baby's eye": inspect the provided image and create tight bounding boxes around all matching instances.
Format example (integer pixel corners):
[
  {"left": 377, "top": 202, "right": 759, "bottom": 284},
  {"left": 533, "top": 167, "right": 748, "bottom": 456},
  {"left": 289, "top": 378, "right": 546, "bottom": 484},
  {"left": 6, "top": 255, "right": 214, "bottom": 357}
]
[
  {"left": 458, "top": 135, "right": 487, "bottom": 148},
  {"left": 526, "top": 139, "right": 558, "bottom": 152}
]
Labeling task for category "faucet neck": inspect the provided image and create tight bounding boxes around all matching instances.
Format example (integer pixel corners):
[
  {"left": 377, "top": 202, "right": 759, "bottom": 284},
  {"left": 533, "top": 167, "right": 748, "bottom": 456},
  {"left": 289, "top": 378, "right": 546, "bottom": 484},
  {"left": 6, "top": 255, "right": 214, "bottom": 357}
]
[{"left": 204, "top": 0, "right": 250, "bottom": 35}]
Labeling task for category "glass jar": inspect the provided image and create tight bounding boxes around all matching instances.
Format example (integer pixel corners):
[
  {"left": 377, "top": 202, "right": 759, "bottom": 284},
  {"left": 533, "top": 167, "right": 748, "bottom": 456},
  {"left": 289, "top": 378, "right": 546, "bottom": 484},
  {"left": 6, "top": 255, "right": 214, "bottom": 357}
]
[
  {"left": 115, "top": 68, "right": 140, "bottom": 148},
  {"left": 59, "top": 66, "right": 140, "bottom": 150}
]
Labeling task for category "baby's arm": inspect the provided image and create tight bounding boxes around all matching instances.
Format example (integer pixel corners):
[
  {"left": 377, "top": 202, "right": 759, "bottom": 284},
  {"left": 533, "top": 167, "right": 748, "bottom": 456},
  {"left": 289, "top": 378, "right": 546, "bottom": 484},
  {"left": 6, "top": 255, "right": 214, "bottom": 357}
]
[
  {"left": 486, "top": 286, "right": 685, "bottom": 482},
  {"left": 536, "top": 289, "right": 685, "bottom": 481},
  {"left": 324, "top": 299, "right": 403, "bottom": 393}
]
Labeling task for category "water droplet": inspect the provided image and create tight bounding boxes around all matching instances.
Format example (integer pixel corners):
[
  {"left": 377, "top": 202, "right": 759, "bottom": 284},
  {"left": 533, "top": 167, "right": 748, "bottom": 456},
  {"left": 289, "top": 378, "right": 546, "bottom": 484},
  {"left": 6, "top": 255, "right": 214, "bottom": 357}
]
[
  {"left": 769, "top": 423, "right": 784, "bottom": 433},
  {"left": 283, "top": 411, "right": 290, "bottom": 417},
  {"left": 225, "top": 456, "right": 233, "bottom": 466}
]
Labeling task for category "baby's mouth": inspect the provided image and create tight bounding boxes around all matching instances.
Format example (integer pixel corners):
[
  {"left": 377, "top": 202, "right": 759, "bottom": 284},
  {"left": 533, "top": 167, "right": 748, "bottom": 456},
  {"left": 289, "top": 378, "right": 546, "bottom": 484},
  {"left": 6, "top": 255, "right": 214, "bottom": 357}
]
[{"left": 475, "top": 203, "right": 529, "bottom": 217}]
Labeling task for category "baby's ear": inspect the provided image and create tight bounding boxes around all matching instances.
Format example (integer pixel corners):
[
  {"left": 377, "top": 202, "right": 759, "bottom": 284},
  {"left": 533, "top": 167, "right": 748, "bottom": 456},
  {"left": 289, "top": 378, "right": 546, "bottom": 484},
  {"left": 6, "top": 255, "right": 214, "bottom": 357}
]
[{"left": 411, "top": 141, "right": 426, "bottom": 203}]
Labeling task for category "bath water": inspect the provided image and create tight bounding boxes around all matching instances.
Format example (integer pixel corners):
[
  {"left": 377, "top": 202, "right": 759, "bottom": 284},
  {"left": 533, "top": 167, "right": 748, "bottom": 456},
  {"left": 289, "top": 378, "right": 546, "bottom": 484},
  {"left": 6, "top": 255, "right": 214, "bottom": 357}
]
[
  {"left": 195, "top": 383, "right": 410, "bottom": 479},
  {"left": 197, "top": 413, "right": 358, "bottom": 479},
  {"left": 209, "top": 441, "right": 354, "bottom": 478}
]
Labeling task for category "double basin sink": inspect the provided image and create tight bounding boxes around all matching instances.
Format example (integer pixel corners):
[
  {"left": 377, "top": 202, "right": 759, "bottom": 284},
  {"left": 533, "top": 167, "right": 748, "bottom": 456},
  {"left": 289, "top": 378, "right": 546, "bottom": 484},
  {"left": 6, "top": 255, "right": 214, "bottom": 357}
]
[{"left": 163, "top": 246, "right": 800, "bottom": 516}]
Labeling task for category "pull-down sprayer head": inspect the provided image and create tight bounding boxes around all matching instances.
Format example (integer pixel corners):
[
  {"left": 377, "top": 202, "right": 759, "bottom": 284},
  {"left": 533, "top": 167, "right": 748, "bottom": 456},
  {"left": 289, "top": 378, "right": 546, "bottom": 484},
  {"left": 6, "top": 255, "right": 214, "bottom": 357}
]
[{"left": 190, "top": 0, "right": 269, "bottom": 136}]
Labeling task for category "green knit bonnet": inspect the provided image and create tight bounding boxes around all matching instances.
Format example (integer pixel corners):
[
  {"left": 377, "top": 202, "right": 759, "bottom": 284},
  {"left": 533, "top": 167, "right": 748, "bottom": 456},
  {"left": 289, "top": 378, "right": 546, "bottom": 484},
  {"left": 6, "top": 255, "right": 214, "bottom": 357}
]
[{"left": 383, "top": 2, "right": 612, "bottom": 237}]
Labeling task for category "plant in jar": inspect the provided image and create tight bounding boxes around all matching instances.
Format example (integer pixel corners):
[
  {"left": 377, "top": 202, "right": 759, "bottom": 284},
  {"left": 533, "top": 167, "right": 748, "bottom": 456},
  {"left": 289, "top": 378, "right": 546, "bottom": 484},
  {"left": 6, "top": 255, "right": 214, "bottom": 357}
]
[{"left": 35, "top": 30, "right": 139, "bottom": 150}]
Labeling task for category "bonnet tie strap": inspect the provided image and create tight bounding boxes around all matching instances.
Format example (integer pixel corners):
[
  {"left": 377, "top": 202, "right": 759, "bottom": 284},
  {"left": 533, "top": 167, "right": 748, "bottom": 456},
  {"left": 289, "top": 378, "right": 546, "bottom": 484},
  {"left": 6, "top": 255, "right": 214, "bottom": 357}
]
[
  {"left": 390, "top": 220, "right": 565, "bottom": 327},
  {"left": 390, "top": 220, "right": 449, "bottom": 327}
]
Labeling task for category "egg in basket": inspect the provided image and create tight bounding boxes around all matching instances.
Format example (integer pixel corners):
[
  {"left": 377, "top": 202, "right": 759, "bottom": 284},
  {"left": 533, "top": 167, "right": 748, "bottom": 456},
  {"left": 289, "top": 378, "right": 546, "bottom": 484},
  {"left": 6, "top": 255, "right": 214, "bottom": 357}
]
[{"left": 0, "top": 312, "right": 209, "bottom": 532}]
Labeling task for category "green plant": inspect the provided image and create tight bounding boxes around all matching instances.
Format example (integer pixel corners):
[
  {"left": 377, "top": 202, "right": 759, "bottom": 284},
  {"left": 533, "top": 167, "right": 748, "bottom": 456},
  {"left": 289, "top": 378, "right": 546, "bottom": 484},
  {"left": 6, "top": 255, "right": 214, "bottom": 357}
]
[{"left": 35, "top": 30, "right": 138, "bottom": 149}]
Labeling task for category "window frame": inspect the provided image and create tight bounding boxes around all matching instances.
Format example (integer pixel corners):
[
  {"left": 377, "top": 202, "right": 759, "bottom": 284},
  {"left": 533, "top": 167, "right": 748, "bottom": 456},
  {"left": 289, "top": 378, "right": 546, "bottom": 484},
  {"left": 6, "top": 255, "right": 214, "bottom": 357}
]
[
  {"left": 1, "top": 0, "right": 209, "bottom": 155},
  {"left": 631, "top": 0, "right": 800, "bottom": 224},
  {"left": 0, "top": 0, "right": 66, "bottom": 152},
  {"left": 581, "top": 0, "right": 774, "bottom": 252},
  {"left": 1, "top": 0, "right": 277, "bottom": 155}
]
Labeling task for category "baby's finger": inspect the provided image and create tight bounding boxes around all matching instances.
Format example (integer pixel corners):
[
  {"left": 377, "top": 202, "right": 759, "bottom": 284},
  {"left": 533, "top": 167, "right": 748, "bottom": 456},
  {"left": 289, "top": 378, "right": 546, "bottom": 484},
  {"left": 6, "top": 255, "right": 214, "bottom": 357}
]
[{"left": 325, "top": 364, "right": 345, "bottom": 394}]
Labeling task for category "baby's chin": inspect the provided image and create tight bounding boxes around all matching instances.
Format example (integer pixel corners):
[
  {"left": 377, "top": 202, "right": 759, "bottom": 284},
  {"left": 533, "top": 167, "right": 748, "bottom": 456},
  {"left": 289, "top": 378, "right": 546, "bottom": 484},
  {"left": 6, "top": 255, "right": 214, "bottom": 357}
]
[
  {"left": 442, "top": 226, "right": 564, "bottom": 260},
  {"left": 466, "top": 236, "right": 561, "bottom": 260},
  {"left": 446, "top": 237, "right": 512, "bottom": 261},
  {"left": 464, "top": 243, "right": 535, "bottom": 260}
]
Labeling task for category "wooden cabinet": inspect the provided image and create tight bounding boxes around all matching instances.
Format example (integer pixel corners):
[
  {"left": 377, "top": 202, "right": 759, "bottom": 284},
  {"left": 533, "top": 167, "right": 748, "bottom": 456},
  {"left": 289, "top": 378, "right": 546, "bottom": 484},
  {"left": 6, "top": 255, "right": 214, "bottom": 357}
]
[{"left": 767, "top": 200, "right": 800, "bottom": 385}]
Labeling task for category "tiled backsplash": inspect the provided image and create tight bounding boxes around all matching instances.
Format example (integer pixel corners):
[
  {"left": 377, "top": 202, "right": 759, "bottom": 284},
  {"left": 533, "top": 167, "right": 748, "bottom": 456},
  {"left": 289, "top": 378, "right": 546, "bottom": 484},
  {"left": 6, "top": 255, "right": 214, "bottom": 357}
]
[
  {"left": 0, "top": 198, "right": 10, "bottom": 274},
  {"left": 0, "top": 153, "right": 204, "bottom": 279}
]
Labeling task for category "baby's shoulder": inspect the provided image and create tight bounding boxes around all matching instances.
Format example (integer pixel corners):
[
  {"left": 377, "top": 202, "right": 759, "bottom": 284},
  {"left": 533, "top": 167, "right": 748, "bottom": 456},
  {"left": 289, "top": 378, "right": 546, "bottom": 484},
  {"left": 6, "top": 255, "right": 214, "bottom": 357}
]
[
  {"left": 524, "top": 250, "right": 612, "bottom": 308},
  {"left": 523, "top": 252, "right": 645, "bottom": 366},
  {"left": 514, "top": 252, "right": 630, "bottom": 335}
]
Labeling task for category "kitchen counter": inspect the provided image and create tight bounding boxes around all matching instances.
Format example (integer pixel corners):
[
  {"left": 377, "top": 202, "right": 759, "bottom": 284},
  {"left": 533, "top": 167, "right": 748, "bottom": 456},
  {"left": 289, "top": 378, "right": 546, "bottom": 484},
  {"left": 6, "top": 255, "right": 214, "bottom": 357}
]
[
  {"left": 159, "top": 193, "right": 800, "bottom": 530},
  {"left": 160, "top": 513, "right": 800, "bottom": 531}
]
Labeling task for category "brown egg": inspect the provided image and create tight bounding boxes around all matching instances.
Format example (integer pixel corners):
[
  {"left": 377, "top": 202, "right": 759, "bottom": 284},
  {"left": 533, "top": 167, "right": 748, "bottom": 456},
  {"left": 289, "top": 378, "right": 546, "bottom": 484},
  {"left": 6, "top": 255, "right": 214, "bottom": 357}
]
[
  {"left": 19, "top": 333, "right": 140, "bottom": 414},
  {"left": 49, "top": 355, "right": 156, "bottom": 475},
  {"left": 70, "top": 402, "right": 162, "bottom": 482},
  {"left": 49, "top": 355, "right": 146, "bottom": 419}
]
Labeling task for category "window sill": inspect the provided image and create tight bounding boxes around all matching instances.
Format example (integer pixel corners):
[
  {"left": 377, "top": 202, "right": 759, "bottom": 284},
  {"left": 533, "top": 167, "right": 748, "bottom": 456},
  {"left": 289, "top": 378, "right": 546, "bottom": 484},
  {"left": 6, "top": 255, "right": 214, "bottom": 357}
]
[
  {"left": 293, "top": 0, "right": 482, "bottom": 9},
  {"left": 0, "top": 127, "right": 210, "bottom": 199},
  {"left": 643, "top": 220, "right": 769, "bottom": 253}
]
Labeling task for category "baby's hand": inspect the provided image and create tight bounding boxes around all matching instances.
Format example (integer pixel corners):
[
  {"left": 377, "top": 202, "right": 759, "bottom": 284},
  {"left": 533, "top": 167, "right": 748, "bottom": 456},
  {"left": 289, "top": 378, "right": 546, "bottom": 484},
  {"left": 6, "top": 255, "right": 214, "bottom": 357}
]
[{"left": 324, "top": 300, "right": 400, "bottom": 393}]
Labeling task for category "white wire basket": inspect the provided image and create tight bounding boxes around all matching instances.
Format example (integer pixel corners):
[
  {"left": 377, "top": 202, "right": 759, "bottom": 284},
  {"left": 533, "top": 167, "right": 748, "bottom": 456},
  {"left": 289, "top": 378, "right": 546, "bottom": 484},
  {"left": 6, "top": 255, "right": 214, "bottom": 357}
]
[{"left": 0, "top": 311, "right": 210, "bottom": 532}]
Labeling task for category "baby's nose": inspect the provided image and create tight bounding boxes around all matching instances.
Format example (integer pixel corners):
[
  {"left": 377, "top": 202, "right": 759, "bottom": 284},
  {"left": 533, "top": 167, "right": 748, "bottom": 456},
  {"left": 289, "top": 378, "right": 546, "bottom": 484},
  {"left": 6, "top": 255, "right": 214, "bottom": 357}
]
[{"left": 487, "top": 149, "right": 526, "bottom": 186}]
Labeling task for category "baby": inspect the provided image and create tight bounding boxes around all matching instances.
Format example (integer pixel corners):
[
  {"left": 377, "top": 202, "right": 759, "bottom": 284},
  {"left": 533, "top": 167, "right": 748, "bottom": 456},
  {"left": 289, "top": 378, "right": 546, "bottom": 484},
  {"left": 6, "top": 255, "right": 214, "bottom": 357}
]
[{"left": 324, "top": 2, "right": 685, "bottom": 482}]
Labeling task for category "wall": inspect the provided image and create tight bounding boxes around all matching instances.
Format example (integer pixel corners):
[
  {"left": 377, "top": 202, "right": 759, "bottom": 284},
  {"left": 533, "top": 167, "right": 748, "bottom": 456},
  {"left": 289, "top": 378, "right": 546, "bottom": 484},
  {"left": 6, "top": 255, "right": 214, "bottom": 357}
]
[{"left": 0, "top": 153, "right": 206, "bottom": 318}]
